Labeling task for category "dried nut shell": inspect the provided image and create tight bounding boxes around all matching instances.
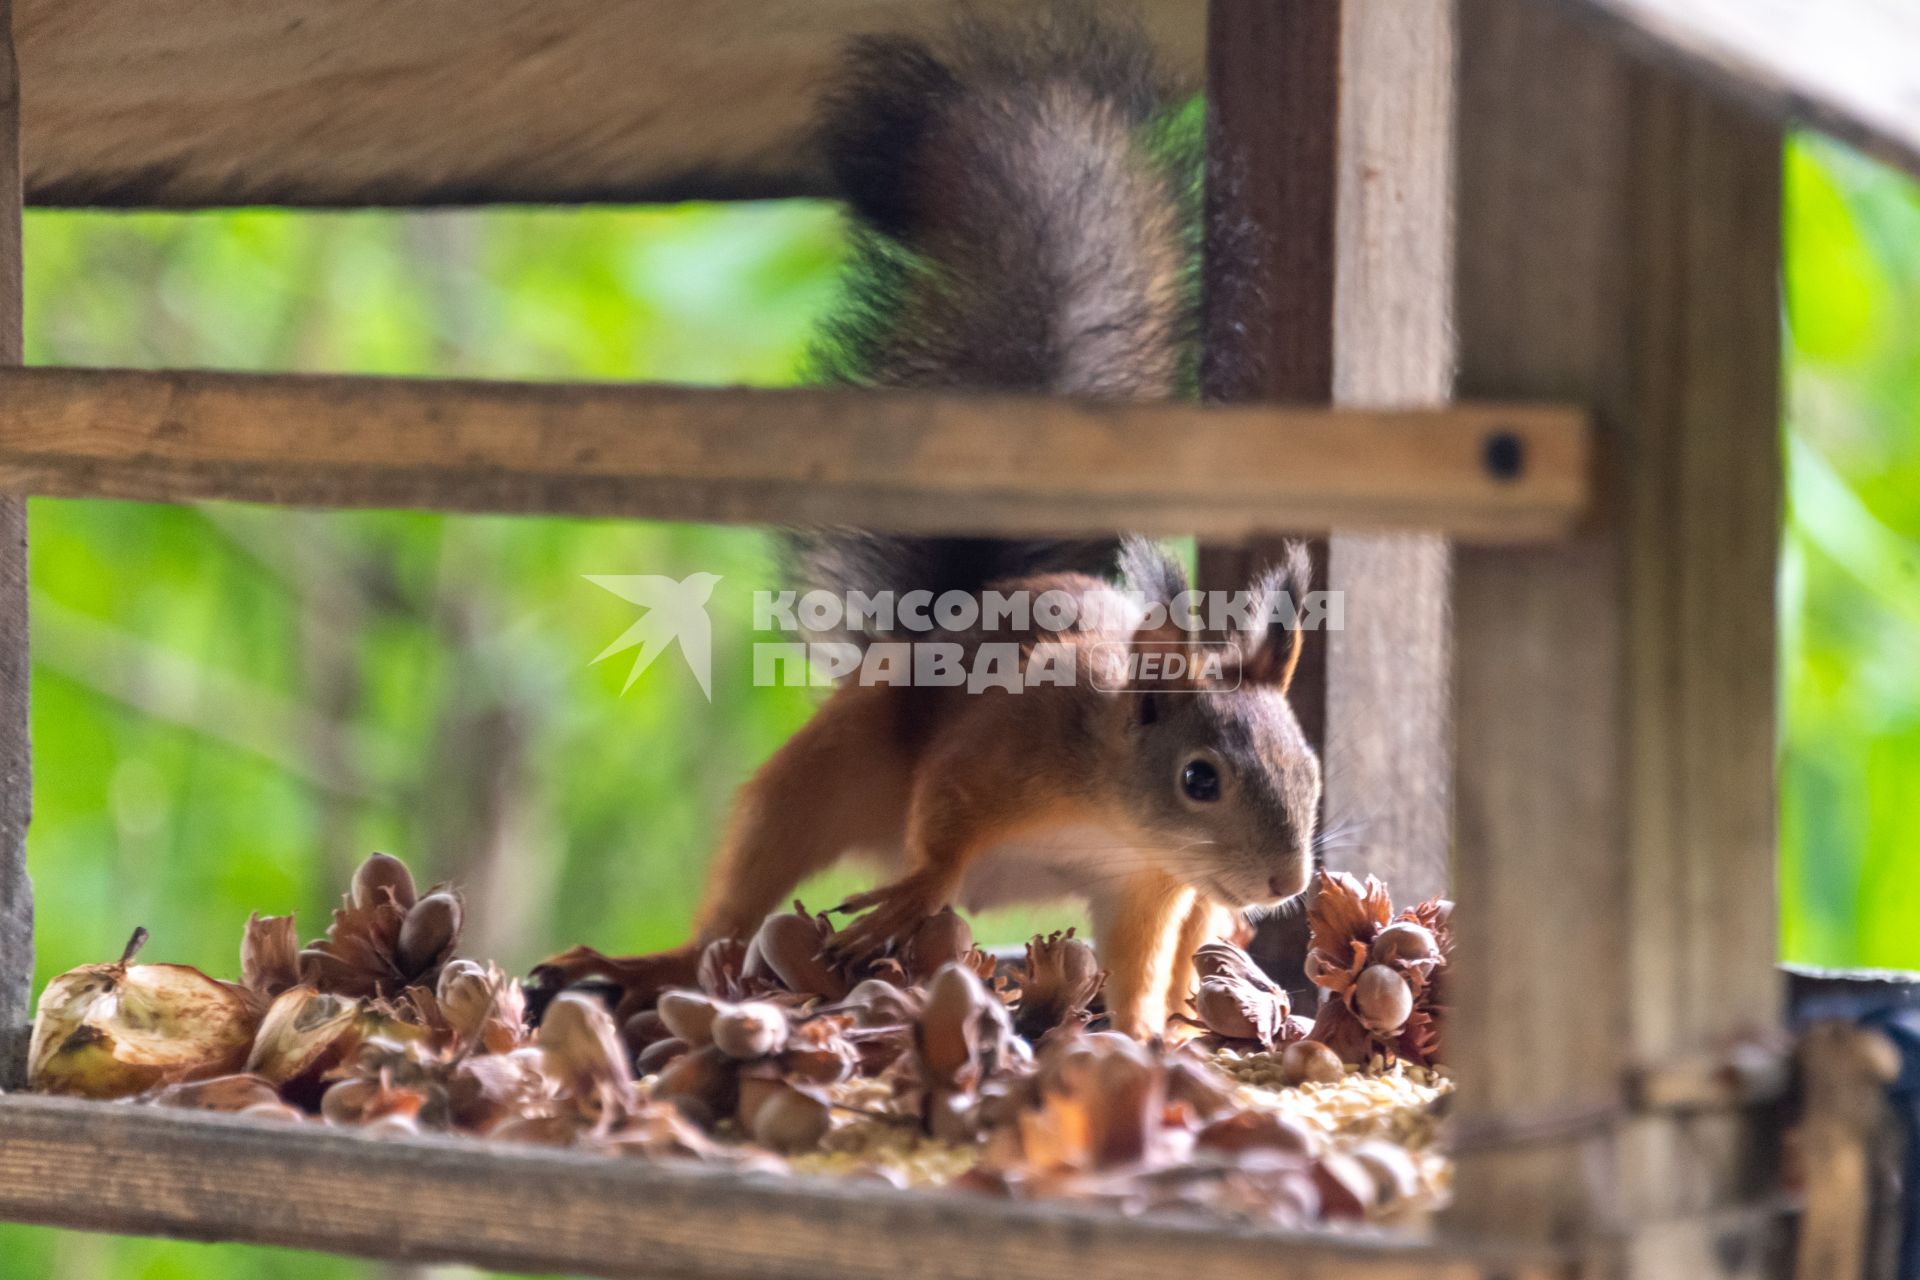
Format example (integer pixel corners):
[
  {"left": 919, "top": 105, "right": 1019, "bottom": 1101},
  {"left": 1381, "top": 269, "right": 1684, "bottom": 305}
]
[
  {"left": 361, "top": 1113, "right": 422, "bottom": 1138},
  {"left": 656, "top": 991, "right": 722, "bottom": 1047},
  {"left": 239, "top": 1101, "right": 307, "bottom": 1123},
  {"left": 435, "top": 961, "right": 525, "bottom": 1054},
  {"left": 903, "top": 908, "right": 973, "bottom": 982},
  {"left": 842, "top": 978, "right": 919, "bottom": 1028},
  {"left": 1312, "top": 1151, "right": 1379, "bottom": 1219},
  {"left": 636, "top": 1036, "right": 690, "bottom": 1076},
  {"left": 149, "top": 1073, "right": 284, "bottom": 1112},
  {"left": 1351, "top": 965, "right": 1414, "bottom": 1035},
  {"left": 1348, "top": 1139, "right": 1423, "bottom": 1206},
  {"left": 29, "top": 933, "right": 260, "bottom": 1099},
  {"left": 652, "top": 1044, "right": 738, "bottom": 1121},
  {"left": 916, "top": 964, "right": 992, "bottom": 1090},
  {"left": 1280, "top": 1039, "right": 1346, "bottom": 1086},
  {"left": 448, "top": 1054, "right": 545, "bottom": 1132},
  {"left": 925, "top": 1088, "right": 978, "bottom": 1144},
  {"left": 623, "top": 1008, "right": 669, "bottom": 1049},
  {"left": 749, "top": 1084, "right": 833, "bottom": 1154},
  {"left": 1012, "top": 930, "right": 1105, "bottom": 1039},
  {"left": 711, "top": 1003, "right": 788, "bottom": 1060},
  {"left": 1192, "top": 940, "right": 1279, "bottom": 991},
  {"left": 1164, "top": 1056, "right": 1239, "bottom": 1119},
  {"left": 1087, "top": 1044, "right": 1162, "bottom": 1167},
  {"left": 492, "top": 1112, "right": 587, "bottom": 1146},
  {"left": 748, "top": 909, "right": 848, "bottom": 999},
  {"left": 240, "top": 913, "right": 302, "bottom": 997},
  {"left": 245, "top": 986, "right": 362, "bottom": 1086},
  {"left": 1196, "top": 1109, "right": 1320, "bottom": 1157},
  {"left": 397, "top": 892, "right": 463, "bottom": 975},
  {"left": 538, "top": 991, "right": 634, "bottom": 1099},
  {"left": 696, "top": 936, "right": 752, "bottom": 1000},
  {"left": 320, "top": 1076, "right": 380, "bottom": 1126},
  {"left": 1369, "top": 921, "right": 1439, "bottom": 969},
  {"left": 1192, "top": 976, "right": 1288, "bottom": 1047},
  {"left": 779, "top": 1039, "right": 857, "bottom": 1086},
  {"left": 734, "top": 1072, "right": 784, "bottom": 1130},
  {"left": 352, "top": 853, "right": 418, "bottom": 912}
]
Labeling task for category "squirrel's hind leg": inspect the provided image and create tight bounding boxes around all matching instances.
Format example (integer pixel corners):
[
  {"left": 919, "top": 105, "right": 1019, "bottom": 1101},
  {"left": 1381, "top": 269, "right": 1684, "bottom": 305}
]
[{"left": 694, "top": 683, "right": 914, "bottom": 942}]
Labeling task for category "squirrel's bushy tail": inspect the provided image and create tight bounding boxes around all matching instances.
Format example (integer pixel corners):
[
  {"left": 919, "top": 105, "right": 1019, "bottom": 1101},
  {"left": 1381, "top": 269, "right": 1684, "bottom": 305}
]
[{"left": 793, "top": 3, "right": 1197, "bottom": 629}]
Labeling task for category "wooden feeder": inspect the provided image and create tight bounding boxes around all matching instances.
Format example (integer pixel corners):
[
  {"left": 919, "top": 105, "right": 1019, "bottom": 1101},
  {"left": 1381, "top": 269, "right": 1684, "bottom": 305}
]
[{"left": 0, "top": 0, "right": 1913, "bottom": 1277}]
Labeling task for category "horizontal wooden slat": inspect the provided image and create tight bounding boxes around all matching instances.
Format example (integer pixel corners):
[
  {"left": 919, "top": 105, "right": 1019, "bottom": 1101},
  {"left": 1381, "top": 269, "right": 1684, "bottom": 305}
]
[
  {"left": 14, "top": 0, "right": 1203, "bottom": 208},
  {"left": 0, "top": 1096, "right": 1567, "bottom": 1280},
  {"left": 1561, "top": 0, "right": 1920, "bottom": 181},
  {"left": 0, "top": 368, "right": 1590, "bottom": 541},
  {"left": 19, "top": 0, "right": 1920, "bottom": 210}
]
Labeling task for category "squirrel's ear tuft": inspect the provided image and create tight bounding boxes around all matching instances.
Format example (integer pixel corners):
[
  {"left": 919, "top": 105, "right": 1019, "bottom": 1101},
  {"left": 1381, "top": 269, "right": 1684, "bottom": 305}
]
[
  {"left": 1118, "top": 536, "right": 1188, "bottom": 607},
  {"left": 1238, "top": 542, "right": 1313, "bottom": 693}
]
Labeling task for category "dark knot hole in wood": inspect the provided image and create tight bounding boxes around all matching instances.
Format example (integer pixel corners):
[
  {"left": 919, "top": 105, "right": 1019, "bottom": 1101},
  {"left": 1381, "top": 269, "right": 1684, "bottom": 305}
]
[{"left": 1481, "top": 429, "right": 1526, "bottom": 482}]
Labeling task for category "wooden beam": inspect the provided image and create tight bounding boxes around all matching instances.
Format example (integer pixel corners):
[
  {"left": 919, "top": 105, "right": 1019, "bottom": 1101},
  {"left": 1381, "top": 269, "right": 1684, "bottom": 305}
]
[
  {"left": 1321, "top": 0, "right": 1455, "bottom": 907},
  {"left": 0, "top": 368, "right": 1589, "bottom": 542},
  {"left": 1200, "top": 0, "right": 1336, "bottom": 999},
  {"left": 1446, "top": 2, "right": 1784, "bottom": 1275},
  {"left": 12, "top": 0, "right": 1203, "bottom": 208},
  {"left": 1199, "top": 0, "right": 1339, "bottom": 740},
  {"left": 1209, "top": 0, "right": 1455, "bottom": 994},
  {"left": 1561, "top": 0, "right": 1920, "bottom": 184},
  {"left": 0, "top": 0, "right": 30, "bottom": 1090},
  {"left": 0, "top": 1096, "right": 1565, "bottom": 1280}
]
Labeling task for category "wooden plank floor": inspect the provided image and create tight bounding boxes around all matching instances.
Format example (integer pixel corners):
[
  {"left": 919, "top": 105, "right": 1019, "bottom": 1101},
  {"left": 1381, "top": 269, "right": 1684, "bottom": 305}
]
[
  {"left": 0, "top": 368, "right": 1590, "bottom": 541},
  {"left": 0, "top": 1095, "right": 1569, "bottom": 1280}
]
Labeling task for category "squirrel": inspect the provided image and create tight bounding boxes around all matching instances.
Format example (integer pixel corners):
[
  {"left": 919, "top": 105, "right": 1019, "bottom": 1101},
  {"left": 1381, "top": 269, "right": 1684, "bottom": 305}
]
[{"left": 683, "top": 4, "right": 1323, "bottom": 1039}]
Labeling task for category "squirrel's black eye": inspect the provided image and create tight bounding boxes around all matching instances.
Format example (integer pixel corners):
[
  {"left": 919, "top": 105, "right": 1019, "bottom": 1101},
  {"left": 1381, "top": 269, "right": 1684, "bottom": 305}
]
[{"left": 1181, "top": 759, "right": 1221, "bottom": 803}]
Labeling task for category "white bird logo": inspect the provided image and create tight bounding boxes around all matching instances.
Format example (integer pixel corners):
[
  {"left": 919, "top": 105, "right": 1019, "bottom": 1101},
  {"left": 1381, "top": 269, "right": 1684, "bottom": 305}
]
[{"left": 585, "top": 572, "right": 723, "bottom": 700}]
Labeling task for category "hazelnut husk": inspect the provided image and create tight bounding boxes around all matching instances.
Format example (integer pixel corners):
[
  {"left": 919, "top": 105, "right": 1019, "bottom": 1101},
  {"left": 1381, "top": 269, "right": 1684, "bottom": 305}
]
[
  {"left": 298, "top": 853, "right": 463, "bottom": 999},
  {"left": 1189, "top": 975, "right": 1292, "bottom": 1049},
  {"left": 1301, "top": 870, "right": 1453, "bottom": 1064},
  {"left": 1010, "top": 930, "right": 1105, "bottom": 1041},
  {"left": 240, "top": 913, "right": 301, "bottom": 1000}
]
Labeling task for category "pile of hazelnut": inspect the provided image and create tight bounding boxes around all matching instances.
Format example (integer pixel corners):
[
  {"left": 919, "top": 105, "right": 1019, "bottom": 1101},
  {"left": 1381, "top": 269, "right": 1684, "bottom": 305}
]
[{"left": 27, "top": 855, "right": 1453, "bottom": 1227}]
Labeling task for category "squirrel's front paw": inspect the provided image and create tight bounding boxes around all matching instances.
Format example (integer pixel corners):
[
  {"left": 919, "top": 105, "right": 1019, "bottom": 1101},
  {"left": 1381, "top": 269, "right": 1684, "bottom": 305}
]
[{"left": 829, "top": 875, "right": 945, "bottom": 963}]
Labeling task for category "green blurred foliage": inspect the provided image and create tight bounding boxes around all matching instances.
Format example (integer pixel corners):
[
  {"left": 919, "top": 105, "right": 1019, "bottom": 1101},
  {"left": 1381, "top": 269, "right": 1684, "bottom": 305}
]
[
  {"left": 2, "top": 201, "right": 1061, "bottom": 1278},
  {"left": 1782, "top": 139, "right": 1920, "bottom": 969},
  {"left": 1, "top": 132, "right": 1917, "bottom": 1275}
]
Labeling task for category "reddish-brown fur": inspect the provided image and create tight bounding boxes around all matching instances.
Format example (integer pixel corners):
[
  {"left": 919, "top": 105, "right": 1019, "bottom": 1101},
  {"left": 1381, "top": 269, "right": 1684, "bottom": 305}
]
[{"left": 692, "top": 563, "right": 1316, "bottom": 1038}]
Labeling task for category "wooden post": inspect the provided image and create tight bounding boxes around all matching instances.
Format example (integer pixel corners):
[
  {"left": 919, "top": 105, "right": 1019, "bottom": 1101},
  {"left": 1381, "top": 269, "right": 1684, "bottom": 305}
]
[
  {"left": 1206, "top": 0, "right": 1455, "bottom": 993},
  {"left": 0, "top": 0, "right": 30, "bottom": 1087},
  {"left": 1447, "top": 1, "right": 1783, "bottom": 1274},
  {"left": 1319, "top": 0, "right": 1454, "bottom": 907}
]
